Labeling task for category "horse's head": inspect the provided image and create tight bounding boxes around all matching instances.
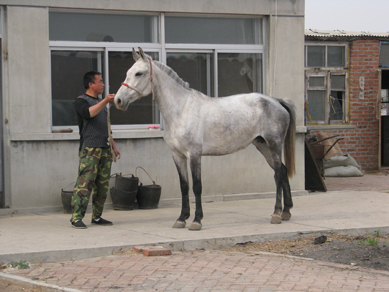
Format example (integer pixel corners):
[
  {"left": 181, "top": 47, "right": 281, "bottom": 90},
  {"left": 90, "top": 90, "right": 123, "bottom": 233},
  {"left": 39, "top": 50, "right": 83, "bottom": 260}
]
[{"left": 114, "top": 48, "right": 153, "bottom": 111}]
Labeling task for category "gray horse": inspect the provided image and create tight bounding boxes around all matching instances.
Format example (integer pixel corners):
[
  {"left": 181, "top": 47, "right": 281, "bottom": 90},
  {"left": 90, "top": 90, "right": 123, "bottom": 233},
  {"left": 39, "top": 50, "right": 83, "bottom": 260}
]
[{"left": 115, "top": 48, "right": 296, "bottom": 231}]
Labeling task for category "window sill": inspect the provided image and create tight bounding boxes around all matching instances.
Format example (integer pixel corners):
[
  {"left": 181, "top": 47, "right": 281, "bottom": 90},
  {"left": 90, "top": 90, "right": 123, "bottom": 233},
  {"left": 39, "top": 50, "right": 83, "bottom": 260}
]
[
  {"left": 307, "top": 124, "right": 356, "bottom": 131},
  {"left": 10, "top": 130, "right": 164, "bottom": 142},
  {"left": 296, "top": 126, "right": 307, "bottom": 133},
  {"left": 11, "top": 127, "right": 305, "bottom": 142}
]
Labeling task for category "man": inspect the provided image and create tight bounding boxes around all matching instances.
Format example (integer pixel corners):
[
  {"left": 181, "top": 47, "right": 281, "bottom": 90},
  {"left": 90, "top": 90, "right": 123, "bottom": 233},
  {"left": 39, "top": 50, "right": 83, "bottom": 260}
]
[{"left": 70, "top": 71, "right": 121, "bottom": 229}]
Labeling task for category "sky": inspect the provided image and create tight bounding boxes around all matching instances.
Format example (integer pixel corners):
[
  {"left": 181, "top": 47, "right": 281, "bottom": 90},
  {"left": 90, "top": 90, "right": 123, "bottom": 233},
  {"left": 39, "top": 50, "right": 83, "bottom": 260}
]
[{"left": 305, "top": 0, "right": 389, "bottom": 33}]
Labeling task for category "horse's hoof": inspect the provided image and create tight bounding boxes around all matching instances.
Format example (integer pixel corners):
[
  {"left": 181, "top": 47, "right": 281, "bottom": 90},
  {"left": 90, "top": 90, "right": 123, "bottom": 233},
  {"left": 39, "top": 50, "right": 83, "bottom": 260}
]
[
  {"left": 281, "top": 212, "right": 291, "bottom": 221},
  {"left": 188, "top": 222, "right": 202, "bottom": 231},
  {"left": 172, "top": 220, "right": 186, "bottom": 228},
  {"left": 270, "top": 214, "right": 282, "bottom": 224}
]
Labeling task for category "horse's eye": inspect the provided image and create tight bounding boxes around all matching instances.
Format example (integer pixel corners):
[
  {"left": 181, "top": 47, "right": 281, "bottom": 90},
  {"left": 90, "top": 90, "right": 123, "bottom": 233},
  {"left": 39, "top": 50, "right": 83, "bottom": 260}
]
[{"left": 135, "top": 72, "right": 143, "bottom": 77}]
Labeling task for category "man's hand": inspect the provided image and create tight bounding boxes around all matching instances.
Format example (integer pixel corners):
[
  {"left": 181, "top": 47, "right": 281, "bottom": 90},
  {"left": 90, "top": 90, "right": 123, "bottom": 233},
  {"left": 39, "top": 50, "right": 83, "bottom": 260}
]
[
  {"left": 105, "top": 94, "right": 116, "bottom": 103},
  {"left": 113, "top": 147, "right": 121, "bottom": 160}
]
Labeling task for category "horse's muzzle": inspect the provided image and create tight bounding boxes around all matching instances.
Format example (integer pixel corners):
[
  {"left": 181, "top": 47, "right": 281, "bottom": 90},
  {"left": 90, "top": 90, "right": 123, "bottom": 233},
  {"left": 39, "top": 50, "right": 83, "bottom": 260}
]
[{"left": 114, "top": 96, "right": 128, "bottom": 111}]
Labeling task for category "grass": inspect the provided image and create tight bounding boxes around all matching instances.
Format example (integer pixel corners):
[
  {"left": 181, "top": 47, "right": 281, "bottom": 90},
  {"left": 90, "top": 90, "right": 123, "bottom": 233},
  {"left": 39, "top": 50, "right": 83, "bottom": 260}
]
[
  {"left": 9, "top": 260, "right": 30, "bottom": 269},
  {"left": 358, "top": 229, "right": 382, "bottom": 246}
]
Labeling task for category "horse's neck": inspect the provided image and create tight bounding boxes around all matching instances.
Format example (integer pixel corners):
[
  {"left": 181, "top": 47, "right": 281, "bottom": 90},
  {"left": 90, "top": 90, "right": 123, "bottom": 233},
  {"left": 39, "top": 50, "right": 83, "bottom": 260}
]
[{"left": 153, "top": 66, "right": 189, "bottom": 124}]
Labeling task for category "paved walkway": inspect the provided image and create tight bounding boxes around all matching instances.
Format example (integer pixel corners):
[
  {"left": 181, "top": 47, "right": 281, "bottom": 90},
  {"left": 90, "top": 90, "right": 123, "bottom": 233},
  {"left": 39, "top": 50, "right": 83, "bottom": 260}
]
[
  {"left": 0, "top": 173, "right": 389, "bottom": 291},
  {"left": 3, "top": 249, "right": 389, "bottom": 292}
]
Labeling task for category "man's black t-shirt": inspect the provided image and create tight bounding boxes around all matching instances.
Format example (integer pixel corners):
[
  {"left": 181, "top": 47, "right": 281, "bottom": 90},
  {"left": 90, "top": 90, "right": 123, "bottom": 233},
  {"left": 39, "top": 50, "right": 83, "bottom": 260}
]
[{"left": 75, "top": 94, "right": 109, "bottom": 151}]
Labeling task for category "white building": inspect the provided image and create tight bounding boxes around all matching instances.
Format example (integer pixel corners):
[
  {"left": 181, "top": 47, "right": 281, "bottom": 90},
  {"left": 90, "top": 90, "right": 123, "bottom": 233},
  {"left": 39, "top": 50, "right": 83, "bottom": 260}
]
[{"left": 0, "top": 0, "right": 306, "bottom": 213}]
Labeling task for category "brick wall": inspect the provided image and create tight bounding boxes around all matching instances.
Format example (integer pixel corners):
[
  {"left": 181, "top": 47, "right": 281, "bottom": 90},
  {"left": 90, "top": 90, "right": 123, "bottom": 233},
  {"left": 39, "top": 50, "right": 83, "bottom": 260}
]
[{"left": 308, "top": 40, "right": 380, "bottom": 171}]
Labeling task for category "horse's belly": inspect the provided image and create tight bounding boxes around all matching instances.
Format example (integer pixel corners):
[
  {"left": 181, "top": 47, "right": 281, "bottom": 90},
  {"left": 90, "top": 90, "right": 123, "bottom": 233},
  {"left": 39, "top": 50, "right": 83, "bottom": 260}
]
[{"left": 201, "top": 134, "right": 254, "bottom": 156}]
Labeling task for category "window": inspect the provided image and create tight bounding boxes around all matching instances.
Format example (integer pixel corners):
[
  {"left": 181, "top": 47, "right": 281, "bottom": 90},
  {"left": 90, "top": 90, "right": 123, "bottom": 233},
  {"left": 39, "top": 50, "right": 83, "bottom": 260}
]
[
  {"left": 50, "top": 11, "right": 265, "bottom": 130},
  {"left": 166, "top": 52, "right": 262, "bottom": 98},
  {"left": 49, "top": 12, "right": 159, "bottom": 43},
  {"left": 217, "top": 53, "right": 262, "bottom": 96},
  {"left": 306, "top": 45, "right": 345, "bottom": 68},
  {"left": 51, "top": 50, "right": 104, "bottom": 126},
  {"left": 167, "top": 53, "right": 214, "bottom": 96},
  {"left": 305, "top": 43, "right": 348, "bottom": 124},
  {"left": 380, "top": 42, "right": 389, "bottom": 67},
  {"left": 108, "top": 51, "right": 160, "bottom": 126},
  {"left": 50, "top": 11, "right": 160, "bottom": 128},
  {"left": 165, "top": 17, "right": 262, "bottom": 44}
]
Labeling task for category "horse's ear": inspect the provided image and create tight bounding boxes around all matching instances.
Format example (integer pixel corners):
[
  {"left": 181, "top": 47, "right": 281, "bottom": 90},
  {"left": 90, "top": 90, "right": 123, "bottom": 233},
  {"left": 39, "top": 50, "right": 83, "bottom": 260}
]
[
  {"left": 138, "top": 47, "right": 146, "bottom": 60},
  {"left": 132, "top": 48, "right": 140, "bottom": 61}
]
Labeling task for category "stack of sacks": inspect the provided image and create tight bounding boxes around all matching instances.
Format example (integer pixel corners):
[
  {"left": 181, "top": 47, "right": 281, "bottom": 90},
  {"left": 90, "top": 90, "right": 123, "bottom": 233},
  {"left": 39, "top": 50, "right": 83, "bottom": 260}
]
[
  {"left": 324, "top": 154, "right": 364, "bottom": 177},
  {"left": 315, "top": 132, "right": 364, "bottom": 177}
]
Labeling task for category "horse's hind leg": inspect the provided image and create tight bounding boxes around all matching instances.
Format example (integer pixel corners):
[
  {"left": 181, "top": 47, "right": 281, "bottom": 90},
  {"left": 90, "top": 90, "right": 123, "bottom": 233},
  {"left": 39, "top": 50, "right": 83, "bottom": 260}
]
[
  {"left": 172, "top": 153, "right": 190, "bottom": 228},
  {"left": 280, "top": 163, "right": 293, "bottom": 221},
  {"left": 271, "top": 164, "right": 284, "bottom": 224},
  {"left": 253, "top": 137, "right": 289, "bottom": 224}
]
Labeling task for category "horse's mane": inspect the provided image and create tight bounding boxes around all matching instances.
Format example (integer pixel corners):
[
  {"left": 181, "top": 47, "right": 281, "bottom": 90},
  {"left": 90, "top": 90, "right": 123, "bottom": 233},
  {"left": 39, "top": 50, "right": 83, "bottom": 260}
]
[{"left": 153, "top": 60, "right": 190, "bottom": 89}]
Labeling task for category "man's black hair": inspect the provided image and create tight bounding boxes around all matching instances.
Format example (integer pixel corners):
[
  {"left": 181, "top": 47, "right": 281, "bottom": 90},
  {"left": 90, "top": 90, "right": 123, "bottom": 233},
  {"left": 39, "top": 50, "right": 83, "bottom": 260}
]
[{"left": 83, "top": 71, "right": 102, "bottom": 89}]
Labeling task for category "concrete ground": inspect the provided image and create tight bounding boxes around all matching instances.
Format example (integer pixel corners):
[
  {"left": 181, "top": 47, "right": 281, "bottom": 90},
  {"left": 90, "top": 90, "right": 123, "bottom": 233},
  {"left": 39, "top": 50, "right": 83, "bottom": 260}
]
[{"left": 0, "top": 172, "right": 389, "bottom": 291}]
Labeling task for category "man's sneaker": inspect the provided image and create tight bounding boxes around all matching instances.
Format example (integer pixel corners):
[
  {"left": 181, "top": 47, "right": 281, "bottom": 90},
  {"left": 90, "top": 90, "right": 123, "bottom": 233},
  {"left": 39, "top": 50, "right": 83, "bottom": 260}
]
[
  {"left": 71, "top": 220, "right": 87, "bottom": 229},
  {"left": 91, "top": 217, "right": 113, "bottom": 225}
]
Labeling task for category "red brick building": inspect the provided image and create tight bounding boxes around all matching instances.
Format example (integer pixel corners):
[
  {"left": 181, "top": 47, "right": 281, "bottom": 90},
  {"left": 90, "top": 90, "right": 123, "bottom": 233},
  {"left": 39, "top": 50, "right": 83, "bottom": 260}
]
[{"left": 305, "top": 30, "right": 389, "bottom": 171}]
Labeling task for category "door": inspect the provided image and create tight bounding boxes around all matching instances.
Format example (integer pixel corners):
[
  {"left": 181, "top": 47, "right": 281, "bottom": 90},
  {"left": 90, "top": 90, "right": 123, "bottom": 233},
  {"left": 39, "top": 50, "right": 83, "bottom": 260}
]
[
  {"left": 0, "top": 38, "right": 4, "bottom": 207},
  {"left": 381, "top": 70, "right": 389, "bottom": 166}
]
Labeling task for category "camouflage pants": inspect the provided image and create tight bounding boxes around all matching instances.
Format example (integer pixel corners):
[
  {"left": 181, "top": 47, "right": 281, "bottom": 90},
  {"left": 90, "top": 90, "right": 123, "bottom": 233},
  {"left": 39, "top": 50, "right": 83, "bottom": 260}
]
[{"left": 71, "top": 147, "right": 112, "bottom": 222}]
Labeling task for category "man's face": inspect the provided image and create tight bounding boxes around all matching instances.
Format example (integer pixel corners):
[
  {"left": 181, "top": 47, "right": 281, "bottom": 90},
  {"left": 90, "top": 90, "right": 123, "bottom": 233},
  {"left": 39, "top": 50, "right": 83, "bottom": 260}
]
[{"left": 90, "top": 74, "right": 105, "bottom": 95}]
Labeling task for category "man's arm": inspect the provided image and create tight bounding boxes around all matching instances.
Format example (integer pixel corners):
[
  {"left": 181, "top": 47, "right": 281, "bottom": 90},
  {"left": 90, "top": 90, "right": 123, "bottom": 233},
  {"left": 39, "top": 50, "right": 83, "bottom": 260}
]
[
  {"left": 89, "top": 94, "right": 115, "bottom": 117},
  {"left": 111, "top": 138, "right": 121, "bottom": 159}
]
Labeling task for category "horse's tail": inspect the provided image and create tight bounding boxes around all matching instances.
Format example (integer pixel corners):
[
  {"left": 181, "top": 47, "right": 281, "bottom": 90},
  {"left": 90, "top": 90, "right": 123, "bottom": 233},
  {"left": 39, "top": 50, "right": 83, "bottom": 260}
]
[{"left": 278, "top": 98, "right": 296, "bottom": 178}]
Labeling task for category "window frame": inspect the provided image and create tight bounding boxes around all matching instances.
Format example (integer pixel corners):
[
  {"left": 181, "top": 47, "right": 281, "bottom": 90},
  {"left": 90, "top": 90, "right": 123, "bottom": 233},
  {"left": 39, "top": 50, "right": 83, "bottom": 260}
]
[
  {"left": 305, "top": 42, "right": 349, "bottom": 125},
  {"left": 50, "top": 10, "right": 266, "bottom": 131}
]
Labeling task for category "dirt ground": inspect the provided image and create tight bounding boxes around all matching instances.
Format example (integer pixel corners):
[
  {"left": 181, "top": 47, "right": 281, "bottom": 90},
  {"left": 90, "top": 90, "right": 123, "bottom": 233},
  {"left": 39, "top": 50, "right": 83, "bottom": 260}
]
[
  {"left": 0, "top": 281, "right": 41, "bottom": 292},
  {"left": 225, "top": 232, "right": 389, "bottom": 271}
]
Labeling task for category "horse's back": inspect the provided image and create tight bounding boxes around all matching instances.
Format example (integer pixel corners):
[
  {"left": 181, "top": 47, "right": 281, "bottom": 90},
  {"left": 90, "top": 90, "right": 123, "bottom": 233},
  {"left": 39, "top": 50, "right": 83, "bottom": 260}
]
[{"left": 185, "top": 93, "right": 290, "bottom": 155}]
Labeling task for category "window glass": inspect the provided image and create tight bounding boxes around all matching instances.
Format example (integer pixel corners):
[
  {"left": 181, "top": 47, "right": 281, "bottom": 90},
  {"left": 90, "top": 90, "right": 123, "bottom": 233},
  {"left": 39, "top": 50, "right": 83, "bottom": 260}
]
[
  {"left": 51, "top": 50, "right": 103, "bottom": 126},
  {"left": 331, "top": 75, "right": 345, "bottom": 90},
  {"left": 327, "top": 46, "right": 345, "bottom": 67},
  {"left": 165, "top": 17, "right": 262, "bottom": 44},
  {"left": 307, "top": 46, "right": 325, "bottom": 67},
  {"left": 379, "top": 42, "right": 389, "bottom": 67},
  {"left": 307, "top": 90, "right": 326, "bottom": 121},
  {"left": 167, "top": 53, "right": 214, "bottom": 96},
  {"left": 218, "top": 53, "right": 262, "bottom": 96},
  {"left": 108, "top": 51, "right": 160, "bottom": 125},
  {"left": 49, "top": 12, "right": 159, "bottom": 43},
  {"left": 309, "top": 76, "right": 325, "bottom": 87}
]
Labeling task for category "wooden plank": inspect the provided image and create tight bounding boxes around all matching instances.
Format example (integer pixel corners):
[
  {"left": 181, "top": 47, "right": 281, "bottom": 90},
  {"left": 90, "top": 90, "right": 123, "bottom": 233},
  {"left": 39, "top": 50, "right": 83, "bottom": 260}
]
[{"left": 305, "top": 140, "right": 327, "bottom": 192}]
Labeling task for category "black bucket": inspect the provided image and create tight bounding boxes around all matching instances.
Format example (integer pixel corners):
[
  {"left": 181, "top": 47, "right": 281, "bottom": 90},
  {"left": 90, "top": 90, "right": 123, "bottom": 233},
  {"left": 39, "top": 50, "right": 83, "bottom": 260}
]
[
  {"left": 61, "top": 189, "right": 73, "bottom": 214},
  {"left": 137, "top": 183, "right": 161, "bottom": 209},
  {"left": 110, "top": 187, "right": 137, "bottom": 210},
  {"left": 114, "top": 173, "right": 139, "bottom": 192},
  {"left": 135, "top": 166, "right": 161, "bottom": 209}
]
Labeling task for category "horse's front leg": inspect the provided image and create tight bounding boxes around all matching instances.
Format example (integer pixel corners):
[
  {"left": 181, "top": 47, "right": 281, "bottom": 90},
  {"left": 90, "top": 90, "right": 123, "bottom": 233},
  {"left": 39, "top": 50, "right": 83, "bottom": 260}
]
[
  {"left": 188, "top": 155, "right": 203, "bottom": 231},
  {"left": 172, "top": 153, "right": 190, "bottom": 228}
]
